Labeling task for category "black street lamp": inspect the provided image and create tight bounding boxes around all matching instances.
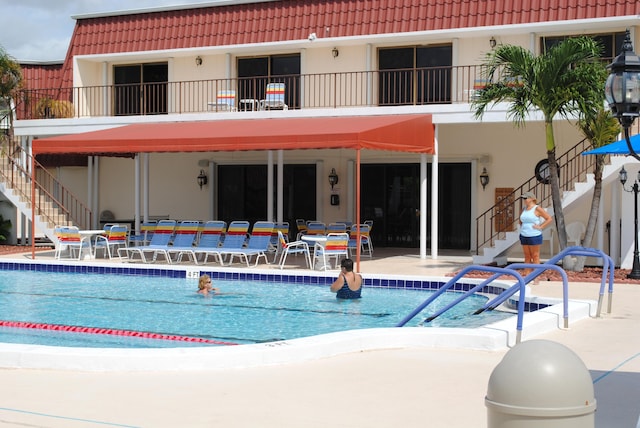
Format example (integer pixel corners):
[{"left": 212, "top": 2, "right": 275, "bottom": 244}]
[
  {"left": 605, "top": 29, "right": 640, "bottom": 161},
  {"left": 619, "top": 166, "right": 640, "bottom": 279}
]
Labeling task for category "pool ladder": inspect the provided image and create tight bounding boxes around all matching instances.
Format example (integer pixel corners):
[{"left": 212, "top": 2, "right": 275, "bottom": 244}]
[{"left": 396, "top": 247, "right": 615, "bottom": 344}]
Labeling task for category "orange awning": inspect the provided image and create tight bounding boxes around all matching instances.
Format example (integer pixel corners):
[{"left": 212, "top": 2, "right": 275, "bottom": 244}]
[{"left": 32, "top": 114, "right": 434, "bottom": 155}]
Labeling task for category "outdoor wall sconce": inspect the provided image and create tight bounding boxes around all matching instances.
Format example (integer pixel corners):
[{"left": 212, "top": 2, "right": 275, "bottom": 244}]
[
  {"left": 479, "top": 167, "right": 490, "bottom": 190},
  {"left": 328, "top": 168, "right": 339, "bottom": 190},
  {"left": 195, "top": 56, "right": 203, "bottom": 66},
  {"left": 332, "top": 47, "right": 339, "bottom": 58},
  {"left": 605, "top": 29, "right": 640, "bottom": 162},
  {"left": 197, "top": 169, "right": 208, "bottom": 189},
  {"left": 489, "top": 37, "right": 497, "bottom": 49}
]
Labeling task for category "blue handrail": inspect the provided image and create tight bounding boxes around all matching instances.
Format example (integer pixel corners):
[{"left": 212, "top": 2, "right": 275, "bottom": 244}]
[
  {"left": 396, "top": 245, "right": 615, "bottom": 345},
  {"left": 395, "top": 265, "right": 527, "bottom": 344}
]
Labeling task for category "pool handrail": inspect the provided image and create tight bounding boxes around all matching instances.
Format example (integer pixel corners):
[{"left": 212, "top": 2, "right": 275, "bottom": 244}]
[
  {"left": 477, "top": 263, "right": 569, "bottom": 328},
  {"left": 395, "top": 265, "right": 527, "bottom": 344},
  {"left": 546, "top": 246, "right": 615, "bottom": 316}
]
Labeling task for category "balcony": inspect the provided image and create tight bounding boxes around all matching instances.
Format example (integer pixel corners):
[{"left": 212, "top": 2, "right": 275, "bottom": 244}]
[{"left": 16, "top": 65, "right": 488, "bottom": 120}]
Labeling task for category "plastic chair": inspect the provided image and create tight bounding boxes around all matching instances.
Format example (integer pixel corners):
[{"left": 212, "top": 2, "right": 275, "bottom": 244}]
[
  {"left": 313, "top": 232, "right": 349, "bottom": 270},
  {"left": 54, "top": 225, "right": 92, "bottom": 260},
  {"left": 306, "top": 221, "right": 326, "bottom": 236},
  {"left": 219, "top": 221, "right": 274, "bottom": 267},
  {"left": 215, "top": 90, "right": 236, "bottom": 111},
  {"left": 566, "top": 221, "right": 586, "bottom": 247},
  {"left": 348, "top": 224, "right": 373, "bottom": 257},
  {"left": 295, "top": 219, "right": 308, "bottom": 239},
  {"left": 260, "top": 82, "right": 288, "bottom": 110},
  {"left": 94, "top": 224, "right": 128, "bottom": 259},
  {"left": 327, "top": 223, "right": 347, "bottom": 233},
  {"left": 276, "top": 231, "right": 311, "bottom": 269},
  {"left": 189, "top": 220, "right": 227, "bottom": 265},
  {"left": 128, "top": 220, "right": 157, "bottom": 247}
]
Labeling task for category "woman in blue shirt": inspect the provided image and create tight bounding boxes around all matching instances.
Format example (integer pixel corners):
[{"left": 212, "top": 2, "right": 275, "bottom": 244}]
[{"left": 519, "top": 191, "right": 552, "bottom": 283}]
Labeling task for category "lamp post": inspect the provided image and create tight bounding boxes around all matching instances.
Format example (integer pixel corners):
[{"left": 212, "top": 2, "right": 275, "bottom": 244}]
[
  {"left": 604, "top": 29, "right": 640, "bottom": 161},
  {"left": 619, "top": 166, "right": 640, "bottom": 279}
]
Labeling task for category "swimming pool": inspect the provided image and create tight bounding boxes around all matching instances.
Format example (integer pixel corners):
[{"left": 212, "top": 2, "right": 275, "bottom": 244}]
[
  {"left": 0, "top": 267, "right": 515, "bottom": 348},
  {"left": 0, "top": 259, "right": 578, "bottom": 371}
]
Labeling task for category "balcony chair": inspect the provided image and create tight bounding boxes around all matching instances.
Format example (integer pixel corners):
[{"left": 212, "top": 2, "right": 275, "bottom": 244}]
[{"left": 260, "top": 82, "right": 288, "bottom": 110}]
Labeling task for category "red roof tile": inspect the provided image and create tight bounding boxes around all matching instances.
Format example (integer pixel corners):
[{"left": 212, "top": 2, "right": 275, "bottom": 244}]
[{"left": 26, "top": 1, "right": 640, "bottom": 90}]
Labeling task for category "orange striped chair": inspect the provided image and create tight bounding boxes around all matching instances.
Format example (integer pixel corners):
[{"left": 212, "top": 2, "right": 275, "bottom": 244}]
[
  {"left": 94, "top": 224, "right": 128, "bottom": 259},
  {"left": 217, "top": 221, "right": 273, "bottom": 267},
  {"left": 260, "top": 82, "right": 288, "bottom": 110},
  {"left": 190, "top": 220, "right": 227, "bottom": 265},
  {"left": 54, "top": 225, "right": 92, "bottom": 260},
  {"left": 313, "top": 232, "right": 349, "bottom": 270},
  {"left": 118, "top": 220, "right": 176, "bottom": 263}
]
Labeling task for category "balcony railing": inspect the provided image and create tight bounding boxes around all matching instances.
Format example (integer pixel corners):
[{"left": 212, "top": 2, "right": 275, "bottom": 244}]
[{"left": 15, "top": 65, "right": 490, "bottom": 120}]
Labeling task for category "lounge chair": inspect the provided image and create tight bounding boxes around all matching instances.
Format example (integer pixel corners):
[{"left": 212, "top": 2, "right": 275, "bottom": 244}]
[
  {"left": 205, "top": 220, "right": 250, "bottom": 265},
  {"left": 184, "top": 220, "right": 227, "bottom": 264},
  {"left": 313, "top": 232, "right": 349, "bottom": 270},
  {"left": 259, "top": 82, "right": 288, "bottom": 110},
  {"left": 217, "top": 221, "right": 274, "bottom": 267},
  {"left": 162, "top": 220, "right": 202, "bottom": 264},
  {"left": 276, "top": 231, "right": 311, "bottom": 269},
  {"left": 118, "top": 219, "right": 177, "bottom": 263},
  {"left": 128, "top": 220, "right": 157, "bottom": 247}
]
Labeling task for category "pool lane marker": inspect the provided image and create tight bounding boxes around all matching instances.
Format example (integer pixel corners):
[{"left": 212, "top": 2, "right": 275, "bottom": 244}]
[{"left": 0, "top": 320, "right": 238, "bottom": 346}]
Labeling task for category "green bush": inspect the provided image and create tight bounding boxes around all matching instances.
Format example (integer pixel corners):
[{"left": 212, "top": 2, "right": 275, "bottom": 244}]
[{"left": 0, "top": 214, "right": 11, "bottom": 242}]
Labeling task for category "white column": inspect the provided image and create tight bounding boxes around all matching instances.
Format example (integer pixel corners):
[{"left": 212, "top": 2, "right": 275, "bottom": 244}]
[
  {"left": 420, "top": 154, "right": 427, "bottom": 259},
  {"left": 267, "top": 151, "right": 274, "bottom": 221},
  {"left": 143, "top": 153, "right": 149, "bottom": 221},
  {"left": 134, "top": 154, "right": 141, "bottom": 234},
  {"left": 277, "top": 150, "right": 284, "bottom": 222},
  {"left": 431, "top": 127, "right": 439, "bottom": 260},
  {"left": 209, "top": 161, "right": 216, "bottom": 220},
  {"left": 316, "top": 160, "right": 323, "bottom": 222}
]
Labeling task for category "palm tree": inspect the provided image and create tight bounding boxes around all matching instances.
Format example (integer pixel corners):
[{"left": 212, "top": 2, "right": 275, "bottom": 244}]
[
  {"left": 574, "top": 108, "right": 621, "bottom": 270},
  {"left": 473, "top": 37, "right": 604, "bottom": 259},
  {"left": 0, "top": 46, "right": 22, "bottom": 152}
]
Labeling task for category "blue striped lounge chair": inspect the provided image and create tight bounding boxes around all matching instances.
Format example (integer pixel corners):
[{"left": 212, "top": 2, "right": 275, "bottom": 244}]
[
  {"left": 217, "top": 221, "right": 274, "bottom": 267},
  {"left": 206, "top": 220, "right": 250, "bottom": 265},
  {"left": 187, "top": 220, "right": 227, "bottom": 265},
  {"left": 128, "top": 220, "right": 157, "bottom": 247},
  {"left": 118, "top": 220, "right": 176, "bottom": 263},
  {"left": 162, "top": 220, "right": 202, "bottom": 264},
  {"left": 94, "top": 224, "right": 129, "bottom": 259}
]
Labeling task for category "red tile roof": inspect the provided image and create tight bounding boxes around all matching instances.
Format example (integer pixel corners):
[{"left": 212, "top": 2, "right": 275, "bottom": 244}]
[{"left": 28, "top": 1, "right": 640, "bottom": 90}]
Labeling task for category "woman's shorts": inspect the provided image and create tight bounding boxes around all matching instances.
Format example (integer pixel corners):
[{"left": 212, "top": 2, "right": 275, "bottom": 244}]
[{"left": 520, "top": 234, "right": 543, "bottom": 246}]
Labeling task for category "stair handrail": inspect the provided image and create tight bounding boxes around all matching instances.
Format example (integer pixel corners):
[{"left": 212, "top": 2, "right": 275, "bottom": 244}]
[
  {"left": 0, "top": 144, "right": 92, "bottom": 230},
  {"left": 475, "top": 137, "right": 596, "bottom": 255}
]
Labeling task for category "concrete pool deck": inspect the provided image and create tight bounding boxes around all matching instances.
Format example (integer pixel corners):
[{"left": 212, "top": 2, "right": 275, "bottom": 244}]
[{"left": 0, "top": 249, "right": 637, "bottom": 427}]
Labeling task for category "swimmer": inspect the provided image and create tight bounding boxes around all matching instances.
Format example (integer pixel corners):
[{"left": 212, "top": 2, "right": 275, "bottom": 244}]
[
  {"left": 330, "top": 258, "right": 362, "bottom": 299},
  {"left": 197, "top": 274, "right": 219, "bottom": 296}
]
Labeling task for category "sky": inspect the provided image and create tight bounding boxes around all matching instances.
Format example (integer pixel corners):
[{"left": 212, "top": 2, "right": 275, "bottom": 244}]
[{"left": 1, "top": 0, "right": 218, "bottom": 62}]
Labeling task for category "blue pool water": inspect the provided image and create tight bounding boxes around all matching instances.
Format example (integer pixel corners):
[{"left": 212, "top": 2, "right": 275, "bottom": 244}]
[{"left": 0, "top": 270, "right": 514, "bottom": 348}]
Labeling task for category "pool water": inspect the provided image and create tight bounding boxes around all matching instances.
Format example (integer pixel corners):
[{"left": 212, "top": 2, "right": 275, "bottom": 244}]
[{"left": 0, "top": 271, "right": 513, "bottom": 348}]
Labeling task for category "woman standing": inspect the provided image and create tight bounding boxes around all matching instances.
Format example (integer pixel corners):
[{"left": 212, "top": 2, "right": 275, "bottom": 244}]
[{"left": 519, "top": 191, "right": 552, "bottom": 283}]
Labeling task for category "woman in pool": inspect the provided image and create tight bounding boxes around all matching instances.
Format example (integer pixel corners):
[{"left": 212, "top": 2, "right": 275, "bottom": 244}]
[
  {"left": 197, "top": 274, "right": 219, "bottom": 296},
  {"left": 330, "top": 258, "right": 362, "bottom": 299}
]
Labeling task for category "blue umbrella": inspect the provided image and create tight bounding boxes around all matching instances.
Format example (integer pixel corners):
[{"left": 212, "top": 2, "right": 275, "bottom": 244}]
[{"left": 582, "top": 133, "right": 640, "bottom": 155}]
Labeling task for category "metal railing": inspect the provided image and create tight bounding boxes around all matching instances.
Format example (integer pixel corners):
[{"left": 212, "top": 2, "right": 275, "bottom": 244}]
[
  {"left": 0, "top": 142, "right": 91, "bottom": 230},
  {"left": 15, "top": 64, "right": 489, "bottom": 120},
  {"left": 475, "top": 138, "right": 596, "bottom": 255}
]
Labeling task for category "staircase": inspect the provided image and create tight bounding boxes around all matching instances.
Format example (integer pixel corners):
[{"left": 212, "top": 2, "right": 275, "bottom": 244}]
[
  {"left": 0, "top": 145, "right": 92, "bottom": 245},
  {"left": 473, "top": 140, "right": 630, "bottom": 265}
]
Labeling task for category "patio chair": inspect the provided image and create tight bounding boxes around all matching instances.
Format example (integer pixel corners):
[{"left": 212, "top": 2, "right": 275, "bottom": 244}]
[
  {"left": 306, "top": 221, "right": 326, "bottom": 236},
  {"left": 327, "top": 222, "right": 347, "bottom": 234},
  {"left": 212, "top": 89, "right": 236, "bottom": 111},
  {"left": 276, "top": 231, "right": 311, "bottom": 269},
  {"left": 259, "top": 82, "right": 288, "bottom": 110},
  {"left": 118, "top": 219, "right": 176, "bottom": 263},
  {"left": 128, "top": 220, "right": 157, "bottom": 247},
  {"left": 162, "top": 220, "right": 202, "bottom": 263},
  {"left": 218, "top": 221, "right": 274, "bottom": 267},
  {"left": 188, "top": 220, "right": 227, "bottom": 264},
  {"left": 205, "top": 220, "right": 250, "bottom": 265},
  {"left": 54, "top": 225, "right": 92, "bottom": 260},
  {"left": 295, "top": 218, "right": 308, "bottom": 239},
  {"left": 270, "top": 222, "right": 290, "bottom": 261},
  {"left": 313, "top": 232, "right": 349, "bottom": 270},
  {"left": 347, "top": 224, "right": 373, "bottom": 258},
  {"left": 94, "top": 224, "right": 129, "bottom": 259}
]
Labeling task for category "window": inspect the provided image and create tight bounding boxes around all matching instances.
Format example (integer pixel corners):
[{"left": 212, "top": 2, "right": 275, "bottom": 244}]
[
  {"left": 113, "top": 63, "right": 168, "bottom": 116},
  {"left": 237, "top": 54, "right": 300, "bottom": 109},
  {"left": 541, "top": 32, "right": 626, "bottom": 62},
  {"left": 378, "top": 45, "right": 452, "bottom": 106}
]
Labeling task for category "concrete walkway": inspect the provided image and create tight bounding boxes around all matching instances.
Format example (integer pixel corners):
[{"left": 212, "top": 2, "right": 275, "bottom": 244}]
[{"left": 0, "top": 249, "right": 637, "bottom": 427}]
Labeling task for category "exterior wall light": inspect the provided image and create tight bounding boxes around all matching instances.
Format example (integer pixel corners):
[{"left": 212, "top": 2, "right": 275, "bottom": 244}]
[
  {"left": 195, "top": 56, "right": 203, "bottom": 66},
  {"left": 332, "top": 48, "right": 339, "bottom": 58},
  {"left": 197, "top": 169, "right": 208, "bottom": 189},
  {"left": 489, "top": 37, "right": 497, "bottom": 49},
  {"left": 328, "top": 168, "right": 339, "bottom": 189},
  {"left": 480, "top": 167, "right": 490, "bottom": 190}
]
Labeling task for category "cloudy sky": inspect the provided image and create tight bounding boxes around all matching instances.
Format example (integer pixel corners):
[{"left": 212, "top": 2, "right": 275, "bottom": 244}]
[{"left": 1, "top": 0, "right": 217, "bottom": 61}]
